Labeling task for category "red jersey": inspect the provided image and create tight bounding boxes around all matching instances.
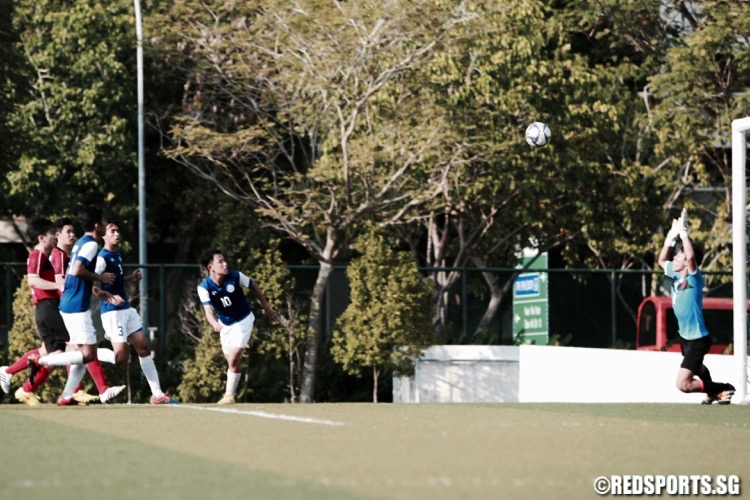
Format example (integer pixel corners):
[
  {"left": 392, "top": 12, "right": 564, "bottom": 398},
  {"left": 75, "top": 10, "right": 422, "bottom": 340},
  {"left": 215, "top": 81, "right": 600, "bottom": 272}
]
[
  {"left": 50, "top": 246, "right": 70, "bottom": 278},
  {"left": 27, "top": 249, "right": 60, "bottom": 304}
]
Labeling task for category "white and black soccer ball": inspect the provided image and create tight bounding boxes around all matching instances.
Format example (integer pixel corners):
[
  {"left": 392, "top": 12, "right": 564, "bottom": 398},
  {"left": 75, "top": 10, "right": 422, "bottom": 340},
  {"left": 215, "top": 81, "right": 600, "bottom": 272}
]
[{"left": 525, "top": 122, "right": 551, "bottom": 147}]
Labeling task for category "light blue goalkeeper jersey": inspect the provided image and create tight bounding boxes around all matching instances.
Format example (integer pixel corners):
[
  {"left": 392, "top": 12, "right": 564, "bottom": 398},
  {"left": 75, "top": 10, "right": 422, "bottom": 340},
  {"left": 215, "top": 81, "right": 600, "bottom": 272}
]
[{"left": 665, "top": 261, "right": 709, "bottom": 341}]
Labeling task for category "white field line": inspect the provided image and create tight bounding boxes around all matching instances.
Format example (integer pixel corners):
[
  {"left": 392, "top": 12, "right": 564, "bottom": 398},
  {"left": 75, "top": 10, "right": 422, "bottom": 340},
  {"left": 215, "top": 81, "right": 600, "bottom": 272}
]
[{"left": 173, "top": 404, "right": 346, "bottom": 426}]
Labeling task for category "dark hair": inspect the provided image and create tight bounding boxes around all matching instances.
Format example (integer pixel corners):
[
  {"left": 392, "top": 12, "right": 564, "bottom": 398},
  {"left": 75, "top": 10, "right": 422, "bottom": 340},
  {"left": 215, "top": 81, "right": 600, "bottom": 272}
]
[
  {"left": 671, "top": 238, "right": 704, "bottom": 265},
  {"left": 200, "top": 249, "right": 223, "bottom": 270},
  {"left": 28, "top": 217, "right": 55, "bottom": 242},
  {"left": 53, "top": 217, "right": 74, "bottom": 232},
  {"left": 78, "top": 205, "right": 104, "bottom": 232},
  {"left": 105, "top": 219, "right": 121, "bottom": 230}
]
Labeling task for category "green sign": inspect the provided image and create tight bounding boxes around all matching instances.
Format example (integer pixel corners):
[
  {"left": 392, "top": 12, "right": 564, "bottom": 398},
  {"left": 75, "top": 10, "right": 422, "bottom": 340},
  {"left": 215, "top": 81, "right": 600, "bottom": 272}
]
[{"left": 513, "top": 252, "right": 548, "bottom": 345}]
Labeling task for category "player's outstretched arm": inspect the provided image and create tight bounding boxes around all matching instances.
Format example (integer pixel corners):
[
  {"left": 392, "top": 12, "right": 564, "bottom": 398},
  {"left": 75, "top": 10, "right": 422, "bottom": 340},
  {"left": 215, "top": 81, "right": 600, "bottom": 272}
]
[
  {"left": 657, "top": 217, "right": 681, "bottom": 269},
  {"left": 679, "top": 209, "right": 697, "bottom": 273}
]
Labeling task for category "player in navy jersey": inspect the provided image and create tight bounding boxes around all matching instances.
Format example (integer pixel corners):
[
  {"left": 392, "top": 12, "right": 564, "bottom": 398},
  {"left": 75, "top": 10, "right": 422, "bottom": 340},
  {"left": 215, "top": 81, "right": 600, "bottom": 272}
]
[
  {"left": 94, "top": 221, "right": 172, "bottom": 404},
  {"left": 198, "top": 249, "right": 278, "bottom": 404},
  {"left": 35, "top": 206, "right": 126, "bottom": 405},
  {"left": 657, "top": 209, "right": 735, "bottom": 404}
]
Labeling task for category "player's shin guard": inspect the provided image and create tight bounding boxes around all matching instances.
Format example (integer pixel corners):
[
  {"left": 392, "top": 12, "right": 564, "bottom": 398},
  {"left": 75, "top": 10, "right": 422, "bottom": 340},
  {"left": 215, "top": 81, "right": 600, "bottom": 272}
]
[{"left": 139, "top": 354, "right": 164, "bottom": 398}]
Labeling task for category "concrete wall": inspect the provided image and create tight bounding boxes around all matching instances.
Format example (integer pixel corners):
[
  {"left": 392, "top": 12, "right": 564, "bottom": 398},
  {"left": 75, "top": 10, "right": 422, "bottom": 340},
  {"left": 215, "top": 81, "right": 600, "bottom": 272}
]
[
  {"left": 393, "top": 346, "right": 519, "bottom": 403},
  {"left": 394, "top": 345, "right": 739, "bottom": 404}
]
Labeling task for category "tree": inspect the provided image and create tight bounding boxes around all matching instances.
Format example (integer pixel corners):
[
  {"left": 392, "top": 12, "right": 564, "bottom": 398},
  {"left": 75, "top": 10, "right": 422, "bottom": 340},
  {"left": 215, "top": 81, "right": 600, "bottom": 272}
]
[
  {"left": 155, "top": 0, "right": 472, "bottom": 401},
  {"left": 2, "top": 0, "right": 139, "bottom": 217},
  {"left": 645, "top": 0, "right": 750, "bottom": 278},
  {"left": 378, "top": 0, "right": 672, "bottom": 336},
  {"left": 331, "top": 230, "right": 433, "bottom": 402},
  {"left": 251, "top": 243, "right": 309, "bottom": 403}
]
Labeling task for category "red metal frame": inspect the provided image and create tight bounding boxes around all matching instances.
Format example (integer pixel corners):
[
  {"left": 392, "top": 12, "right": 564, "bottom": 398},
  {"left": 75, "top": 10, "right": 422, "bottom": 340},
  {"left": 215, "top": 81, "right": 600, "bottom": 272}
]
[{"left": 635, "top": 296, "right": 747, "bottom": 354}]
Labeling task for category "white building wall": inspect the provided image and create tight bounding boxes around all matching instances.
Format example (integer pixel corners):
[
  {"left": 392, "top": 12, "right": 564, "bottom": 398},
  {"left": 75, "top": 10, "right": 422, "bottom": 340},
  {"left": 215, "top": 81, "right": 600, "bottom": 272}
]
[{"left": 394, "top": 345, "right": 740, "bottom": 404}]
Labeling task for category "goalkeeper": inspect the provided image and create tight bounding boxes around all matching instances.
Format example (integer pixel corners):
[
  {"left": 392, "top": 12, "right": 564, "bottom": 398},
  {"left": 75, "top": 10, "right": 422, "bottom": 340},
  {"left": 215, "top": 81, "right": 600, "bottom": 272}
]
[{"left": 657, "top": 209, "right": 735, "bottom": 404}]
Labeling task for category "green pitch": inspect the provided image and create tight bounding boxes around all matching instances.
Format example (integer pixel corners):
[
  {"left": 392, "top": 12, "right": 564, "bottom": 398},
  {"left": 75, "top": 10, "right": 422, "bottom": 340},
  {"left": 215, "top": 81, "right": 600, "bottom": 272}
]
[{"left": 0, "top": 403, "right": 747, "bottom": 499}]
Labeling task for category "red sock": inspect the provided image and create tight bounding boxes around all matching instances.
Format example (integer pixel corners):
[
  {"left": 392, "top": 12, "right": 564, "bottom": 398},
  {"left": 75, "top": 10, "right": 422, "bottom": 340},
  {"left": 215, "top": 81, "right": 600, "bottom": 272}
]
[
  {"left": 85, "top": 359, "right": 109, "bottom": 394},
  {"left": 7, "top": 348, "right": 40, "bottom": 375},
  {"left": 22, "top": 366, "right": 51, "bottom": 392}
]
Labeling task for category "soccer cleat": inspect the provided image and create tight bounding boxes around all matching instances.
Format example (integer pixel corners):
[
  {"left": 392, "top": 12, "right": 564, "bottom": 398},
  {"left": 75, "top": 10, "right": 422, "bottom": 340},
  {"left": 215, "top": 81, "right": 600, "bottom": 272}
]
[
  {"left": 73, "top": 390, "right": 100, "bottom": 404},
  {"left": 99, "top": 385, "right": 126, "bottom": 404},
  {"left": 57, "top": 395, "right": 78, "bottom": 406},
  {"left": 702, "top": 394, "right": 717, "bottom": 405},
  {"left": 149, "top": 392, "right": 175, "bottom": 405},
  {"left": 0, "top": 366, "right": 11, "bottom": 394},
  {"left": 716, "top": 384, "right": 735, "bottom": 405},
  {"left": 217, "top": 394, "right": 235, "bottom": 405},
  {"left": 15, "top": 387, "right": 41, "bottom": 407}
]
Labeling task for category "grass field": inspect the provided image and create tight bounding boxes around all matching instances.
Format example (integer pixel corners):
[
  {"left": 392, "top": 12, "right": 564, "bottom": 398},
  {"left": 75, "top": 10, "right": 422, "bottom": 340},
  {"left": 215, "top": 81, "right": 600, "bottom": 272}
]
[{"left": 1, "top": 402, "right": 748, "bottom": 499}]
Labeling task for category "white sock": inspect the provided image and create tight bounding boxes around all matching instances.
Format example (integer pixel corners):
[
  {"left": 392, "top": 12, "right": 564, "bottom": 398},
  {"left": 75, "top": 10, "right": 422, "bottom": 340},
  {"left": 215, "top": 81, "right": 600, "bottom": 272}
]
[
  {"left": 226, "top": 370, "right": 241, "bottom": 396},
  {"left": 39, "top": 350, "right": 84, "bottom": 367},
  {"left": 138, "top": 354, "right": 164, "bottom": 398},
  {"left": 97, "top": 348, "right": 116, "bottom": 364},
  {"left": 61, "top": 364, "right": 87, "bottom": 399}
]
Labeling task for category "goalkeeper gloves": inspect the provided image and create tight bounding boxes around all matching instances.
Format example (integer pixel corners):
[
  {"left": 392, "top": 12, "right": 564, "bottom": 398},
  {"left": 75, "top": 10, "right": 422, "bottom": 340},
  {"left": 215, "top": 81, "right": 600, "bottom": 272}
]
[
  {"left": 666, "top": 217, "right": 681, "bottom": 247},
  {"left": 678, "top": 208, "right": 689, "bottom": 240}
]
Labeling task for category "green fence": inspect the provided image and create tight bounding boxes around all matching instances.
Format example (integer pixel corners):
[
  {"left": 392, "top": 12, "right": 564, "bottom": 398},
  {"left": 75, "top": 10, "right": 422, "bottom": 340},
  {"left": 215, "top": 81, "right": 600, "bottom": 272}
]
[{"left": 0, "top": 263, "right": 738, "bottom": 355}]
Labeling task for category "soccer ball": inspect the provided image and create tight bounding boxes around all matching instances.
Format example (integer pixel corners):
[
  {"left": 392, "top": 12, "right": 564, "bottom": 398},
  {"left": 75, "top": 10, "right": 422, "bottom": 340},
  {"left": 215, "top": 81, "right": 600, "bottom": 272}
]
[{"left": 525, "top": 122, "right": 551, "bottom": 147}]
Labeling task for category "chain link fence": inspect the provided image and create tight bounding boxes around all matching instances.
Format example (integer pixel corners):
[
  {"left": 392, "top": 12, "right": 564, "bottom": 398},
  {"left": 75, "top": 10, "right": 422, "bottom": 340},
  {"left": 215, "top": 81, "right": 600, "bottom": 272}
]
[{"left": 0, "top": 263, "right": 738, "bottom": 358}]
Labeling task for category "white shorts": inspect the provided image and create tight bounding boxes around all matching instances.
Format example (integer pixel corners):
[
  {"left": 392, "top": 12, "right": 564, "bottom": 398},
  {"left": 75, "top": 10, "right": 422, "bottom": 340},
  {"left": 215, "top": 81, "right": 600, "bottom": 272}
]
[
  {"left": 61, "top": 311, "right": 97, "bottom": 345},
  {"left": 101, "top": 308, "right": 143, "bottom": 343},
  {"left": 219, "top": 312, "right": 255, "bottom": 353}
]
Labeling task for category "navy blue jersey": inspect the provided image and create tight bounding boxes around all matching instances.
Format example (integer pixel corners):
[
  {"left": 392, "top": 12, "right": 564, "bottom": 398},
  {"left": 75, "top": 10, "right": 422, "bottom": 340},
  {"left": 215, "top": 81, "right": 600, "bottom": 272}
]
[
  {"left": 60, "top": 235, "right": 99, "bottom": 313},
  {"left": 197, "top": 271, "right": 253, "bottom": 325},
  {"left": 95, "top": 248, "right": 130, "bottom": 313}
]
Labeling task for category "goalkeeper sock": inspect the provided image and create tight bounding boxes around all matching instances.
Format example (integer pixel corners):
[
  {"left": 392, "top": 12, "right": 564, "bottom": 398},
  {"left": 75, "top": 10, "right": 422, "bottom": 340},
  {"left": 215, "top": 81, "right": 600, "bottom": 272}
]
[
  {"left": 698, "top": 366, "right": 712, "bottom": 382},
  {"left": 702, "top": 380, "right": 727, "bottom": 395}
]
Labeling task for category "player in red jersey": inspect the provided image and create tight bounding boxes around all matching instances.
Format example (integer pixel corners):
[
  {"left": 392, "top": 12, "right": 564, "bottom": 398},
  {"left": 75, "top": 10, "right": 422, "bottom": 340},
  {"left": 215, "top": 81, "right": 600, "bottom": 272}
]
[
  {"left": 1, "top": 217, "right": 118, "bottom": 405},
  {"left": 0, "top": 218, "right": 67, "bottom": 405}
]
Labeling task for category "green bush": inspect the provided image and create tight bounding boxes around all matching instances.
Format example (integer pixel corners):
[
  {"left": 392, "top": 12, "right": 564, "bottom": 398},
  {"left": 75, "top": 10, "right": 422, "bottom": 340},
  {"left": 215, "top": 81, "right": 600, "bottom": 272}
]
[{"left": 331, "top": 230, "right": 434, "bottom": 402}]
